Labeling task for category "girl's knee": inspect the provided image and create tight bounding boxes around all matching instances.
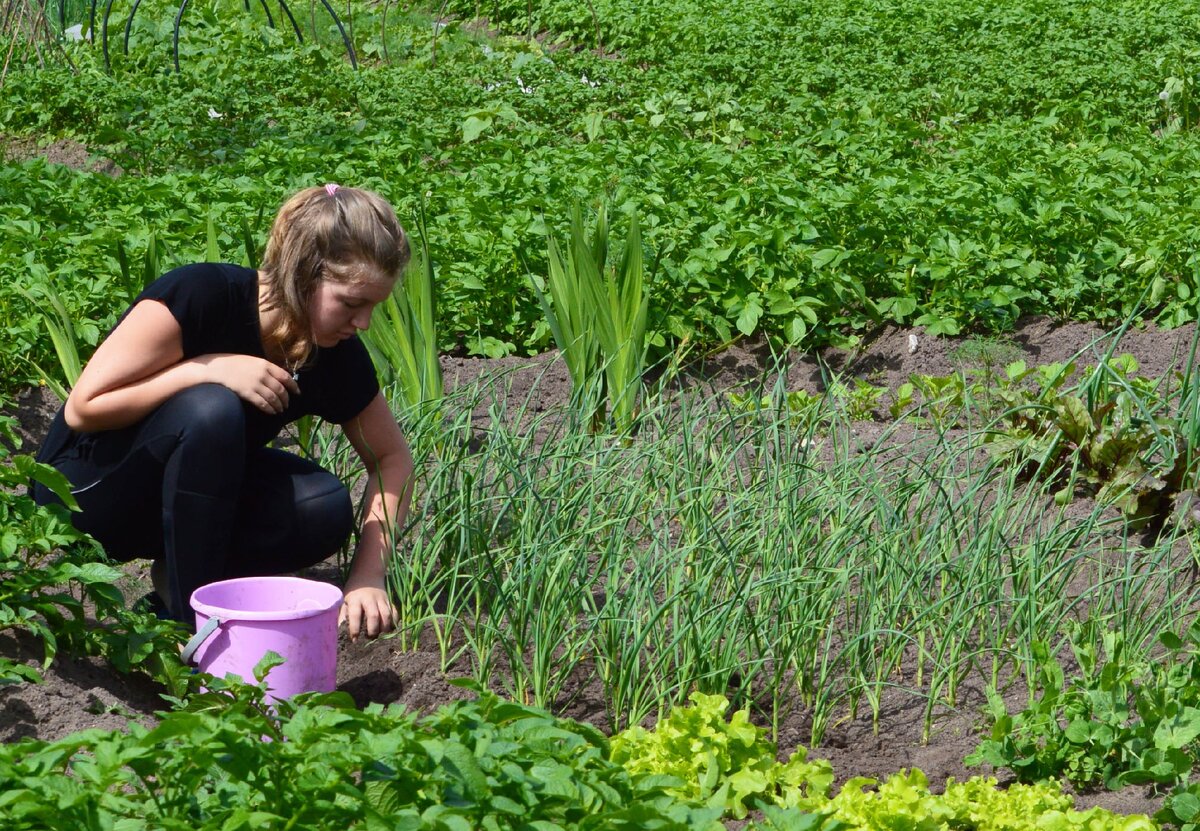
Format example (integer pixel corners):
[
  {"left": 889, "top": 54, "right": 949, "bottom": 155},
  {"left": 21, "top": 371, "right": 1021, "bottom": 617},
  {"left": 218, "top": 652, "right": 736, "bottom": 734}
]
[
  {"left": 296, "top": 474, "right": 354, "bottom": 560},
  {"left": 176, "top": 383, "right": 243, "bottom": 423},
  {"left": 165, "top": 384, "right": 245, "bottom": 445}
]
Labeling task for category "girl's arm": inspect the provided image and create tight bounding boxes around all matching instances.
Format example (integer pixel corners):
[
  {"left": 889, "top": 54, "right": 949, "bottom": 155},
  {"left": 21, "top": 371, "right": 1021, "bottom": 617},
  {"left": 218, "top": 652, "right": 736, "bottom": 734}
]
[
  {"left": 66, "top": 300, "right": 300, "bottom": 431},
  {"left": 339, "top": 392, "right": 415, "bottom": 640}
]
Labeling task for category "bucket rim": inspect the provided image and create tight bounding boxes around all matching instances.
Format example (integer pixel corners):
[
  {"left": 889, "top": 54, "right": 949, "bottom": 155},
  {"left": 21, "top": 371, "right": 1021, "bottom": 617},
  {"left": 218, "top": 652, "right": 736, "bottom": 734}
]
[{"left": 190, "top": 575, "right": 343, "bottom": 622}]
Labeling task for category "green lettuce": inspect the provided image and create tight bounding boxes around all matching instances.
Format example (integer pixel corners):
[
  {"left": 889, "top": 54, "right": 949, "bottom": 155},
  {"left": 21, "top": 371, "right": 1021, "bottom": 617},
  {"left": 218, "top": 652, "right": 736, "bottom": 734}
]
[
  {"left": 758, "top": 770, "right": 1158, "bottom": 831},
  {"left": 610, "top": 692, "right": 833, "bottom": 818}
]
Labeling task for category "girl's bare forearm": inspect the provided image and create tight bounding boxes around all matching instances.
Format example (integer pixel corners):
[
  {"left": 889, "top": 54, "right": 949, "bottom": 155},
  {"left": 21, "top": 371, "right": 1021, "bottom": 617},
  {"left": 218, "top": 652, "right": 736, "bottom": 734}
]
[
  {"left": 346, "top": 454, "right": 414, "bottom": 587},
  {"left": 65, "top": 359, "right": 210, "bottom": 432}
]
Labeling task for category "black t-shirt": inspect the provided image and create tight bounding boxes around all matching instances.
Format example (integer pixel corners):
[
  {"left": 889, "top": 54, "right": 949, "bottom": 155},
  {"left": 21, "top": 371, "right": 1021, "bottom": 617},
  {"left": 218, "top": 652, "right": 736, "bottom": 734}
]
[{"left": 38, "top": 262, "right": 379, "bottom": 464}]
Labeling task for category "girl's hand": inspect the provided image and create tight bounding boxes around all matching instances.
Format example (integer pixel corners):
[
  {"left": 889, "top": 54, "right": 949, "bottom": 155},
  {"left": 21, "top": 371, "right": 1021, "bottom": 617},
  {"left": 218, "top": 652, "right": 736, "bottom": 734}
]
[
  {"left": 339, "top": 583, "right": 396, "bottom": 642},
  {"left": 195, "top": 354, "right": 300, "bottom": 414}
]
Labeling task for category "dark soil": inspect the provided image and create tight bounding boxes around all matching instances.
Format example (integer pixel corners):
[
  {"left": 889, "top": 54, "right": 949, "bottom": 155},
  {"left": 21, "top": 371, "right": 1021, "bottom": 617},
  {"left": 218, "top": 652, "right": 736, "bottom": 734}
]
[{"left": 3, "top": 316, "right": 1194, "bottom": 821}]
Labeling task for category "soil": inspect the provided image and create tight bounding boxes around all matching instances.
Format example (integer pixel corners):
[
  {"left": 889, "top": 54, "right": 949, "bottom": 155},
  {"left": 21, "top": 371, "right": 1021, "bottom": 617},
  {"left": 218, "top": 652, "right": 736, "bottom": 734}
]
[
  {"left": 2, "top": 135, "right": 124, "bottom": 176},
  {"left": 3, "top": 316, "right": 1196, "bottom": 822}
]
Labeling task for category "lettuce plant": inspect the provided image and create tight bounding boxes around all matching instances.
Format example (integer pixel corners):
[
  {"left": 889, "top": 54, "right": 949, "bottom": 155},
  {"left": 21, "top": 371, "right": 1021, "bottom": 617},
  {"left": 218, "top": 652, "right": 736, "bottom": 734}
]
[
  {"left": 610, "top": 691, "right": 833, "bottom": 819},
  {"left": 756, "top": 770, "right": 1156, "bottom": 831},
  {"left": 612, "top": 694, "right": 1157, "bottom": 829}
]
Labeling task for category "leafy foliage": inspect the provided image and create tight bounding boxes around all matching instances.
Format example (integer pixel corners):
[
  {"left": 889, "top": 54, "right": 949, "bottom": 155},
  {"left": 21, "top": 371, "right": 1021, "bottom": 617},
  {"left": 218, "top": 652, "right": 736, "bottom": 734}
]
[
  {"left": 610, "top": 691, "right": 835, "bottom": 818},
  {"left": 753, "top": 769, "right": 1156, "bottom": 831},
  {"left": 531, "top": 202, "right": 650, "bottom": 432},
  {"left": 869, "top": 352, "right": 1198, "bottom": 520},
  {"left": 1160, "top": 781, "right": 1200, "bottom": 830},
  {"left": 0, "top": 451, "right": 189, "bottom": 691},
  {"left": 609, "top": 693, "right": 1153, "bottom": 829},
  {"left": 0, "top": 682, "right": 724, "bottom": 830},
  {"left": 983, "top": 354, "right": 1190, "bottom": 517},
  {"left": 968, "top": 624, "right": 1200, "bottom": 794},
  {"left": 8, "top": 0, "right": 1200, "bottom": 392},
  {"left": 730, "top": 378, "right": 887, "bottom": 426}
]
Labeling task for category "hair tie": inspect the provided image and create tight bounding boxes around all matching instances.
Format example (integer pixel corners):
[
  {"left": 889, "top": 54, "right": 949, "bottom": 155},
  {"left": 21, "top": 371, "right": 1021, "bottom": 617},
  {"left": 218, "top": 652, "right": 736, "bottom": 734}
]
[{"left": 324, "top": 183, "right": 340, "bottom": 197}]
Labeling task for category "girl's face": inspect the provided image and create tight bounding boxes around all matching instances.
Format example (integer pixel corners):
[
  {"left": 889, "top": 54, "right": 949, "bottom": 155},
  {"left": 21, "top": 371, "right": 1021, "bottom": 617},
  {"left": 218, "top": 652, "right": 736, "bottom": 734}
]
[{"left": 308, "top": 276, "right": 395, "bottom": 348}]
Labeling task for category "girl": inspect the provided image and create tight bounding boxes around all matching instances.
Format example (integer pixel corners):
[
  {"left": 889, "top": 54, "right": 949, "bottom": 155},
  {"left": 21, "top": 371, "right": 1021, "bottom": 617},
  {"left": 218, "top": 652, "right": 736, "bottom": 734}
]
[{"left": 31, "top": 184, "right": 414, "bottom": 641}]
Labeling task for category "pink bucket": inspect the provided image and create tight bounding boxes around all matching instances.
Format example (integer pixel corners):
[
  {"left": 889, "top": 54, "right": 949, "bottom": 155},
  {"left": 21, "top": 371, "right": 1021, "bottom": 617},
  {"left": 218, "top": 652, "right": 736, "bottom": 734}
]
[{"left": 182, "top": 576, "right": 343, "bottom": 702}]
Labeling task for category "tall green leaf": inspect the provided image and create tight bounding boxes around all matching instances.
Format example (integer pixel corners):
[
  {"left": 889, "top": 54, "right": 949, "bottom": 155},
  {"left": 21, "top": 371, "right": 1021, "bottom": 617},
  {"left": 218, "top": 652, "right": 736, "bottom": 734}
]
[
  {"left": 15, "top": 281, "right": 82, "bottom": 401},
  {"left": 361, "top": 202, "right": 443, "bottom": 415},
  {"left": 532, "top": 202, "right": 649, "bottom": 433}
]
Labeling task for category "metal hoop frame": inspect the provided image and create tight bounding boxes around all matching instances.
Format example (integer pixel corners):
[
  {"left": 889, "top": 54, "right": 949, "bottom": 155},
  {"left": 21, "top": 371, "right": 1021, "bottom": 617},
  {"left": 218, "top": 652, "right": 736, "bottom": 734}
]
[{"left": 62, "top": 0, "right": 355, "bottom": 72}]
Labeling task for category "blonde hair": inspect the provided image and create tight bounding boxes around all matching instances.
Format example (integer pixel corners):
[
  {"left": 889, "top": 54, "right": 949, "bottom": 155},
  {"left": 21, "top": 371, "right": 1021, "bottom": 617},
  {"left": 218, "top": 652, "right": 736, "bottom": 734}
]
[{"left": 259, "top": 185, "right": 410, "bottom": 367}]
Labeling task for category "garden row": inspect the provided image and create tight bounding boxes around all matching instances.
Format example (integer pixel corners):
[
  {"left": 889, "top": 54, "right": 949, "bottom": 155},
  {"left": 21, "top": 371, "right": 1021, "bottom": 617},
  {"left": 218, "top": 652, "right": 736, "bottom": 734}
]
[{"left": 0, "top": 597, "right": 1166, "bottom": 829}]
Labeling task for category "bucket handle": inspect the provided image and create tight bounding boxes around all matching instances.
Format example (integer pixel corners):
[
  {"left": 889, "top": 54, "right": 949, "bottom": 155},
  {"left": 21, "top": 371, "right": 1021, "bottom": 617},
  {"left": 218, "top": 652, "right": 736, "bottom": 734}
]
[{"left": 181, "top": 616, "right": 223, "bottom": 665}]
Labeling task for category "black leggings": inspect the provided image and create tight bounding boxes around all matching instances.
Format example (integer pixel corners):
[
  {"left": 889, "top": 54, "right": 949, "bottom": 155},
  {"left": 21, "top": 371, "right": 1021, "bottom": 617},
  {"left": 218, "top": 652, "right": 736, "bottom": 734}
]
[{"left": 32, "top": 384, "right": 353, "bottom": 622}]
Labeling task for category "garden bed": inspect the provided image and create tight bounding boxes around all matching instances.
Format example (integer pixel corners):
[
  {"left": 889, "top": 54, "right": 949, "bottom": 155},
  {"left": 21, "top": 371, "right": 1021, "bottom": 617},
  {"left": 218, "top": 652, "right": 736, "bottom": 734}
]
[{"left": 4, "top": 315, "right": 1197, "bottom": 820}]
